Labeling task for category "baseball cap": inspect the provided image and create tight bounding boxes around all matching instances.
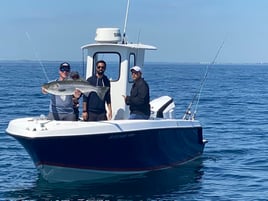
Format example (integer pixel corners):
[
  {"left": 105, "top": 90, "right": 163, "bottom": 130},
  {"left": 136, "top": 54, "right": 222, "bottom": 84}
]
[
  {"left": 130, "top": 66, "right": 142, "bottom": 73},
  {"left": 59, "top": 62, "right": 71, "bottom": 72},
  {"left": 59, "top": 62, "right": 70, "bottom": 69}
]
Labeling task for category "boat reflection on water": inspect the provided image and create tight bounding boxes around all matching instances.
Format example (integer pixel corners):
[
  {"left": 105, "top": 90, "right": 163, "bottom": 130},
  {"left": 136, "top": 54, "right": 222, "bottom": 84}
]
[{"left": 4, "top": 158, "right": 204, "bottom": 200}]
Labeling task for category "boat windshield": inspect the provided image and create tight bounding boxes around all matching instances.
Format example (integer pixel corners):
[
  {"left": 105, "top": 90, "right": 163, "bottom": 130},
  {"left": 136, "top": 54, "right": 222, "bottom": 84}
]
[{"left": 92, "top": 52, "right": 136, "bottom": 83}]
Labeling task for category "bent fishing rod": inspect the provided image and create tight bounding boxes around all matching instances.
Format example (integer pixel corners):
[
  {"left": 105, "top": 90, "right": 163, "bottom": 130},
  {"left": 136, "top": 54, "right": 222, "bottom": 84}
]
[{"left": 182, "top": 40, "right": 225, "bottom": 120}]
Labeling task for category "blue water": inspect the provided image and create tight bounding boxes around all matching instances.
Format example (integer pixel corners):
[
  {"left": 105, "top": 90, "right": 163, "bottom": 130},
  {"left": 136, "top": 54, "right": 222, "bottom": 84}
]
[{"left": 1, "top": 61, "right": 268, "bottom": 200}]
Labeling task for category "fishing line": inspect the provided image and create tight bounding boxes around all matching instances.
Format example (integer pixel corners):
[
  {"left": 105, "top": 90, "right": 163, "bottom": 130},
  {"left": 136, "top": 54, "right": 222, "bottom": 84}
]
[
  {"left": 183, "top": 40, "right": 225, "bottom": 120},
  {"left": 25, "top": 32, "right": 50, "bottom": 82}
]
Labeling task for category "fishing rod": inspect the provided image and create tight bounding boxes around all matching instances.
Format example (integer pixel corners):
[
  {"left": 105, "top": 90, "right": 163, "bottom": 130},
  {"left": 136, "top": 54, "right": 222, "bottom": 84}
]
[
  {"left": 182, "top": 40, "right": 225, "bottom": 120},
  {"left": 81, "top": 49, "right": 86, "bottom": 78},
  {"left": 122, "top": 0, "right": 130, "bottom": 44},
  {"left": 25, "top": 32, "right": 50, "bottom": 82}
]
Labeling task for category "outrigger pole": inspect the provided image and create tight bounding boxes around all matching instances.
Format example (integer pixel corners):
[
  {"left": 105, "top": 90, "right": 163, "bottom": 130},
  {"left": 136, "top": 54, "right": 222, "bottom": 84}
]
[{"left": 183, "top": 40, "right": 225, "bottom": 120}]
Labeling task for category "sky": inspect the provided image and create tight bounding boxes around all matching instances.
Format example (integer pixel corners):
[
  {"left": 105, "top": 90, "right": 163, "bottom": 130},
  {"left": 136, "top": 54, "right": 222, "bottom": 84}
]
[{"left": 1, "top": 0, "right": 268, "bottom": 63}]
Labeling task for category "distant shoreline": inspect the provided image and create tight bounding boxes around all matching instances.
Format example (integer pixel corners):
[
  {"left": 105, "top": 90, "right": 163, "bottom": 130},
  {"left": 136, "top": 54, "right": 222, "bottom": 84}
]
[{"left": 0, "top": 59, "right": 268, "bottom": 66}]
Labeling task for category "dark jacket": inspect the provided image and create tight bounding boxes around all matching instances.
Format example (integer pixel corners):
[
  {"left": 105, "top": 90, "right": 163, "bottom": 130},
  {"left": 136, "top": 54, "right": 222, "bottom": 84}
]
[
  {"left": 126, "top": 78, "right": 150, "bottom": 116},
  {"left": 83, "top": 74, "right": 111, "bottom": 114}
]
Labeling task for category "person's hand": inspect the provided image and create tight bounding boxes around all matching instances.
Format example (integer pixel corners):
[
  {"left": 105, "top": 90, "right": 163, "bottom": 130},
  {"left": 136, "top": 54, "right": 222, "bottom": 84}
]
[
  {"left": 107, "top": 111, "right": 112, "bottom": 120},
  {"left": 82, "top": 111, "right": 88, "bottom": 121},
  {"left": 42, "top": 87, "right": 48, "bottom": 94},
  {"left": 74, "top": 89, "right": 81, "bottom": 98}
]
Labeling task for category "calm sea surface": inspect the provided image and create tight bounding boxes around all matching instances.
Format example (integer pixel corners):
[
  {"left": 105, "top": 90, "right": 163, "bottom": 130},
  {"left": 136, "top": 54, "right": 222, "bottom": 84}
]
[{"left": 0, "top": 61, "right": 268, "bottom": 200}]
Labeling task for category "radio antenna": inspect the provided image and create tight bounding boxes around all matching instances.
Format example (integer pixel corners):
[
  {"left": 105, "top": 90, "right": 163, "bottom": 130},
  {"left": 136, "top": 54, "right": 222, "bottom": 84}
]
[{"left": 122, "top": 0, "right": 130, "bottom": 44}]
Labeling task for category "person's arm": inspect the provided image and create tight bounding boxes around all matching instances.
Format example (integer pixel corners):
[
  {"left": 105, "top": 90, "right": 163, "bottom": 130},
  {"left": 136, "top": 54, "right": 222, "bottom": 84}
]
[
  {"left": 82, "top": 96, "right": 88, "bottom": 121},
  {"left": 106, "top": 103, "right": 112, "bottom": 120},
  {"left": 105, "top": 77, "right": 112, "bottom": 120},
  {"left": 126, "top": 83, "right": 148, "bottom": 106}
]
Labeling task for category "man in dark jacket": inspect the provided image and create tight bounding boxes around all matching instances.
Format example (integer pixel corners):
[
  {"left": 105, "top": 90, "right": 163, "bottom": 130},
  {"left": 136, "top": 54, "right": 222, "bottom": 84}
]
[
  {"left": 82, "top": 60, "right": 112, "bottom": 121},
  {"left": 123, "top": 66, "right": 150, "bottom": 119}
]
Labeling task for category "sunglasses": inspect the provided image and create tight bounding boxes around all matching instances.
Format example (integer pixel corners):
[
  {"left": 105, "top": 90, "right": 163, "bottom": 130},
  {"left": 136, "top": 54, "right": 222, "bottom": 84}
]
[
  {"left": 60, "top": 67, "right": 70, "bottom": 72},
  {"left": 131, "top": 71, "right": 140, "bottom": 74},
  {"left": 97, "top": 65, "right": 105, "bottom": 69}
]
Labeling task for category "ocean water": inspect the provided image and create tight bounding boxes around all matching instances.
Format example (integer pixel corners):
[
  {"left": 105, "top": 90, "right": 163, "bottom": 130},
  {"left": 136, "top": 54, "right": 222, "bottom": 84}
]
[{"left": 0, "top": 61, "right": 268, "bottom": 200}]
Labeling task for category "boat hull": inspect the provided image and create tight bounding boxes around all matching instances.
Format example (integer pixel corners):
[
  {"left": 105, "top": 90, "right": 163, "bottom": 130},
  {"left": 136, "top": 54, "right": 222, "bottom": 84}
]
[{"left": 6, "top": 118, "right": 205, "bottom": 182}]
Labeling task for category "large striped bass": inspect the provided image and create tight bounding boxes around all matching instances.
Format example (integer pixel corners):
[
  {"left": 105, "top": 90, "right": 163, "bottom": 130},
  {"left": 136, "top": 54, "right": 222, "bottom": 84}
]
[{"left": 42, "top": 79, "right": 109, "bottom": 100}]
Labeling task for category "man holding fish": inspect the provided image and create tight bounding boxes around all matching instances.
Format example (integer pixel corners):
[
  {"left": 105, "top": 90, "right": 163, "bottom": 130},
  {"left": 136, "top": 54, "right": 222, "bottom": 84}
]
[{"left": 42, "top": 62, "right": 81, "bottom": 121}]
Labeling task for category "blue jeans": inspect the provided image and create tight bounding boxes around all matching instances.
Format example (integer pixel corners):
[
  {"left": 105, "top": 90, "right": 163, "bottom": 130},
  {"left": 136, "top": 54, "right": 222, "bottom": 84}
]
[
  {"left": 129, "top": 113, "right": 150, "bottom": 120},
  {"left": 47, "top": 112, "right": 76, "bottom": 121}
]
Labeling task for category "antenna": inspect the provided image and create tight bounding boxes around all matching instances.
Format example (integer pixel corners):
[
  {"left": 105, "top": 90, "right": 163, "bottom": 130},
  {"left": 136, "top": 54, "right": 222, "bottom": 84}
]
[{"left": 122, "top": 0, "right": 130, "bottom": 44}]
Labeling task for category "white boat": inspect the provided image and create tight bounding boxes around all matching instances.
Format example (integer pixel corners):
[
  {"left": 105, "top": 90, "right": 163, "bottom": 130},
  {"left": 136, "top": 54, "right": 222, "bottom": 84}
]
[{"left": 6, "top": 27, "right": 207, "bottom": 183}]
